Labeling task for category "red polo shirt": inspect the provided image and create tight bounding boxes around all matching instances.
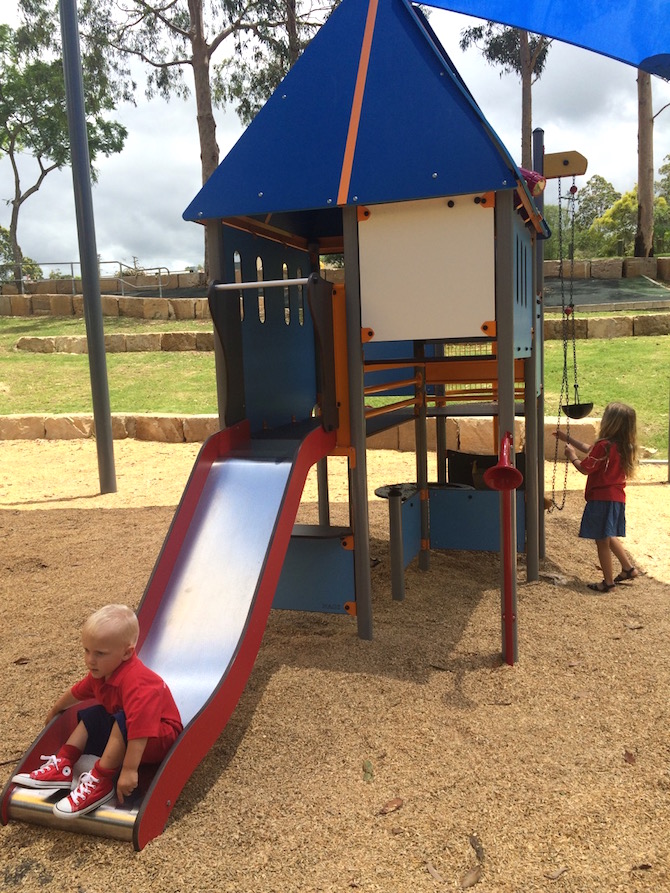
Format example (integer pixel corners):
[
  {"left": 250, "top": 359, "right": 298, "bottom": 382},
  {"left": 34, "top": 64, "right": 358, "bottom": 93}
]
[
  {"left": 581, "top": 439, "right": 626, "bottom": 503},
  {"left": 71, "top": 652, "right": 182, "bottom": 742}
]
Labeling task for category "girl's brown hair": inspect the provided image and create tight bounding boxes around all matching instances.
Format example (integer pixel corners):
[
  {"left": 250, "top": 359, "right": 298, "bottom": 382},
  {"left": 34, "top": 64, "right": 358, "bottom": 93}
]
[{"left": 599, "top": 402, "right": 638, "bottom": 477}]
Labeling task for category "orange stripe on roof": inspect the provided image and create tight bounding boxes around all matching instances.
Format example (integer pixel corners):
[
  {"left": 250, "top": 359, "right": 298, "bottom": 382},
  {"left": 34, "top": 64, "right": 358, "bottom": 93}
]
[{"left": 337, "top": 0, "right": 379, "bottom": 206}]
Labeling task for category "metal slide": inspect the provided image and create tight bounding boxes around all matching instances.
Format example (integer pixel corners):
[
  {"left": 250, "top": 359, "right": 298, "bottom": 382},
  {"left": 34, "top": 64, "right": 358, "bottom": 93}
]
[{"left": 1, "top": 419, "right": 336, "bottom": 849}]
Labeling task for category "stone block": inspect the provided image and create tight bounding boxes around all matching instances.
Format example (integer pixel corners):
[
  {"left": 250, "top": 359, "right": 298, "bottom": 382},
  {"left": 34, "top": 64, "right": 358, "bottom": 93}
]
[
  {"left": 0, "top": 294, "right": 12, "bottom": 315},
  {"left": 110, "top": 415, "right": 130, "bottom": 439},
  {"left": 31, "top": 295, "right": 52, "bottom": 315},
  {"left": 125, "top": 333, "right": 162, "bottom": 352},
  {"left": 367, "top": 428, "right": 400, "bottom": 450},
  {"left": 587, "top": 316, "right": 633, "bottom": 340},
  {"left": 10, "top": 294, "right": 32, "bottom": 316},
  {"left": 100, "top": 277, "right": 119, "bottom": 294},
  {"left": 590, "top": 258, "right": 623, "bottom": 279},
  {"left": 195, "top": 299, "right": 211, "bottom": 320},
  {"left": 195, "top": 331, "right": 215, "bottom": 351},
  {"left": 93, "top": 414, "right": 130, "bottom": 439},
  {"left": 118, "top": 297, "right": 144, "bottom": 318},
  {"left": 170, "top": 299, "right": 196, "bottom": 320},
  {"left": 543, "top": 317, "right": 563, "bottom": 341},
  {"left": 33, "top": 281, "right": 53, "bottom": 295},
  {"left": 0, "top": 415, "right": 46, "bottom": 439},
  {"left": 54, "top": 336, "right": 87, "bottom": 354},
  {"left": 572, "top": 318, "right": 588, "bottom": 339},
  {"left": 104, "top": 333, "right": 126, "bottom": 353},
  {"left": 398, "top": 418, "right": 437, "bottom": 452},
  {"left": 633, "top": 314, "right": 670, "bottom": 336},
  {"left": 162, "top": 332, "right": 197, "bottom": 351},
  {"left": 457, "top": 417, "right": 525, "bottom": 455},
  {"left": 623, "top": 257, "right": 657, "bottom": 279},
  {"left": 134, "top": 415, "right": 185, "bottom": 443},
  {"left": 55, "top": 279, "right": 76, "bottom": 295},
  {"left": 49, "top": 294, "right": 74, "bottom": 317},
  {"left": 16, "top": 336, "right": 56, "bottom": 354},
  {"left": 101, "top": 295, "right": 120, "bottom": 317},
  {"left": 45, "top": 415, "right": 93, "bottom": 439},
  {"left": 73, "top": 296, "right": 85, "bottom": 317},
  {"left": 2, "top": 283, "right": 19, "bottom": 295},
  {"left": 544, "top": 261, "right": 560, "bottom": 279},
  {"left": 143, "top": 298, "right": 170, "bottom": 320},
  {"left": 543, "top": 416, "right": 600, "bottom": 460},
  {"left": 657, "top": 257, "right": 670, "bottom": 282},
  {"left": 178, "top": 272, "right": 201, "bottom": 290},
  {"left": 183, "top": 416, "right": 219, "bottom": 442}
]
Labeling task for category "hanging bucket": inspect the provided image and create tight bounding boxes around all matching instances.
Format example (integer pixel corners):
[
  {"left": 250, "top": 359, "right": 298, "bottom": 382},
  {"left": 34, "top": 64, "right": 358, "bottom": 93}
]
[{"left": 562, "top": 402, "right": 593, "bottom": 420}]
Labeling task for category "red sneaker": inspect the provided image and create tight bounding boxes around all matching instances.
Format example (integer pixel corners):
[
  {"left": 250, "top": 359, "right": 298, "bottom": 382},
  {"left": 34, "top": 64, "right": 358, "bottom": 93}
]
[
  {"left": 13, "top": 754, "right": 74, "bottom": 789},
  {"left": 52, "top": 769, "right": 115, "bottom": 818}
]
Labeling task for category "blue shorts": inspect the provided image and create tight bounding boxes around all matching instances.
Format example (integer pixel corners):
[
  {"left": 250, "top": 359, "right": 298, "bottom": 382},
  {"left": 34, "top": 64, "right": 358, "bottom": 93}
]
[
  {"left": 579, "top": 500, "right": 626, "bottom": 540},
  {"left": 78, "top": 705, "right": 127, "bottom": 756}
]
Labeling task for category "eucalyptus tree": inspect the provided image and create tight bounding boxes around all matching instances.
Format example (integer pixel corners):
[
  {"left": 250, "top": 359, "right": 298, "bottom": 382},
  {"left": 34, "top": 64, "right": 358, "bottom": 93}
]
[
  {"left": 459, "top": 23, "right": 551, "bottom": 168},
  {"left": 73, "top": 0, "right": 333, "bottom": 188},
  {"left": 0, "top": 20, "right": 127, "bottom": 287}
]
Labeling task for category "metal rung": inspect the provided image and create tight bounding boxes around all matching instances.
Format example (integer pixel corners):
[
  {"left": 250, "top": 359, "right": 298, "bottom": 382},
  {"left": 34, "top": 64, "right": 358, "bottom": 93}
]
[{"left": 214, "top": 277, "right": 310, "bottom": 291}]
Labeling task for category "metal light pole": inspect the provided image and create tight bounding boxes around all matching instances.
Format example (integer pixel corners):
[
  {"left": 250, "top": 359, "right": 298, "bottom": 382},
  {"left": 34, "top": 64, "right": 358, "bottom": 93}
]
[{"left": 59, "top": 0, "right": 116, "bottom": 493}]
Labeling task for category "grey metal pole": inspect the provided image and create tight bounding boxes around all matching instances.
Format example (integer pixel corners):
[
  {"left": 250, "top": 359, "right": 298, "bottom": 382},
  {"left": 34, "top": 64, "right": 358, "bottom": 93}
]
[
  {"left": 533, "top": 128, "right": 547, "bottom": 557},
  {"left": 60, "top": 0, "right": 116, "bottom": 493},
  {"left": 495, "top": 189, "right": 518, "bottom": 664},
  {"left": 414, "top": 342, "right": 430, "bottom": 571},
  {"left": 342, "top": 207, "right": 373, "bottom": 640}
]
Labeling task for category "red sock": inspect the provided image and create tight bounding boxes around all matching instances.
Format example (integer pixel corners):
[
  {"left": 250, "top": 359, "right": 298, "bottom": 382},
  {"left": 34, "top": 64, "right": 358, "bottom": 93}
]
[
  {"left": 58, "top": 744, "right": 81, "bottom": 763},
  {"left": 93, "top": 760, "right": 118, "bottom": 780}
]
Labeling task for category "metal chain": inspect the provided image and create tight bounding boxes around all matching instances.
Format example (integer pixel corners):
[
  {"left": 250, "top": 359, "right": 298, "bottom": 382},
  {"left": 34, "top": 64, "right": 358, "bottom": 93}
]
[{"left": 550, "top": 177, "right": 570, "bottom": 511}]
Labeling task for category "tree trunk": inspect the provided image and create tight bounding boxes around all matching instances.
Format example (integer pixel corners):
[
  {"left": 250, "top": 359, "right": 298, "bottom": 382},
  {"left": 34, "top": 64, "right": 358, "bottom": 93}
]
[
  {"left": 635, "top": 70, "right": 654, "bottom": 257},
  {"left": 9, "top": 181, "right": 25, "bottom": 294},
  {"left": 519, "top": 30, "right": 533, "bottom": 168},
  {"left": 286, "top": 0, "right": 300, "bottom": 66},
  {"left": 188, "top": 0, "right": 221, "bottom": 277},
  {"left": 188, "top": 0, "right": 219, "bottom": 186}
]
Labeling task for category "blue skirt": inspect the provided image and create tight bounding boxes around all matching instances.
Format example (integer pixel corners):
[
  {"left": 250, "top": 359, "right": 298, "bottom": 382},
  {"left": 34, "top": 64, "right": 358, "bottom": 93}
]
[{"left": 579, "top": 500, "right": 626, "bottom": 540}]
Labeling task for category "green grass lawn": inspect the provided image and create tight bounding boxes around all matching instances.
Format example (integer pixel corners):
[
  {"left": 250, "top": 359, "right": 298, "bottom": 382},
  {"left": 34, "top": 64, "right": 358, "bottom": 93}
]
[
  {"left": 0, "top": 316, "right": 667, "bottom": 456},
  {"left": 0, "top": 316, "right": 218, "bottom": 416},
  {"left": 544, "top": 338, "right": 668, "bottom": 456}
]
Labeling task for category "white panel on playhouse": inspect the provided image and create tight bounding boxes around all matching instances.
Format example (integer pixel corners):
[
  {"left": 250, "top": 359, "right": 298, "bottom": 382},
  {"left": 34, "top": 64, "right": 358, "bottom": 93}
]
[{"left": 358, "top": 195, "right": 495, "bottom": 343}]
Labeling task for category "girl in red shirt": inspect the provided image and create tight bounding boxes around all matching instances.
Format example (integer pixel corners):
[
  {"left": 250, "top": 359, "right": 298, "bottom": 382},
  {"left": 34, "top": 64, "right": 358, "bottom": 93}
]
[{"left": 556, "top": 402, "right": 640, "bottom": 593}]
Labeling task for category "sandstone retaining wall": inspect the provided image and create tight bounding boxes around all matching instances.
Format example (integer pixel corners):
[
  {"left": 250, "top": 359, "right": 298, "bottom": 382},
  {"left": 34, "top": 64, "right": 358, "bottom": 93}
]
[{"left": 0, "top": 412, "right": 599, "bottom": 459}]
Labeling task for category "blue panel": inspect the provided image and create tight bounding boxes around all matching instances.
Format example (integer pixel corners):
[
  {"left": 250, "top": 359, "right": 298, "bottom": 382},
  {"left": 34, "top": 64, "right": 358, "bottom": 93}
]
[
  {"left": 184, "top": 0, "right": 525, "bottom": 224},
  {"left": 221, "top": 228, "right": 316, "bottom": 433},
  {"left": 424, "top": 0, "right": 670, "bottom": 78},
  {"left": 429, "top": 488, "right": 525, "bottom": 552},
  {"left": 183, "top": 0, "right": 369, "bottom": 222},
  {"left": 346, "top": 0, "right": 517, "bottom": 205},
  {"left": 273, "top": 527, "right": 354, "bottom": 613},
  {"left": 400, "top": 491, "right": 422, "bottom": 567}
]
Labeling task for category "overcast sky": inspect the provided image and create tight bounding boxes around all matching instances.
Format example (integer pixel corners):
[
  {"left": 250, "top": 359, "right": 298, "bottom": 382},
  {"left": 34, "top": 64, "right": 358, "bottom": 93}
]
[{"left": 1, "top": 4, "right": 670, "bottom": 275}]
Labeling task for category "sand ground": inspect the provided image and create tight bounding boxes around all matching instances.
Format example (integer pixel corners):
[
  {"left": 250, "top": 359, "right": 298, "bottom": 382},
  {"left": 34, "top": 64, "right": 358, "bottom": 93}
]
[{"left": 0, "top": 439, "right": 669, "bottom": 892}]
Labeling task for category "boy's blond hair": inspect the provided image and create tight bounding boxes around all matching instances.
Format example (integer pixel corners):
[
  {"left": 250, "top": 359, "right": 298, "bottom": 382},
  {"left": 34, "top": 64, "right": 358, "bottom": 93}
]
[{"left": 82, "top": 604, "right": 139, "bottom": 648}]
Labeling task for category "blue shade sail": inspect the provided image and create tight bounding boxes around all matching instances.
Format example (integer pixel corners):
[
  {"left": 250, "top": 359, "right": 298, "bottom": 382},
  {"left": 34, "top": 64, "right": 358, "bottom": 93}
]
[{"left": 423, "top": 0, "right": 670, "bottom": 78}]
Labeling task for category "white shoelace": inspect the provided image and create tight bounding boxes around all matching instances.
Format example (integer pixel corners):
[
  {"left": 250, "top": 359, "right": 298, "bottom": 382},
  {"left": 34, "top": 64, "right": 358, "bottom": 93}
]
[
  {"left": 35, "top": 754, "right": 60, "bottom": 775},
  {"left": 70, "top": 771, "right": 101, "bottom": 805}
]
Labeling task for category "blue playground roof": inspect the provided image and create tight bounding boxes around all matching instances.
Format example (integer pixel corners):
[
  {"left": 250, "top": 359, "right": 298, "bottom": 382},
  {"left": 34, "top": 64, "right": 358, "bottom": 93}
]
[
  {"left": 426, "top": 0, "right": 670, "bottom": 79},
  {"left": 183, "top": 0, "right": 536, "bottom": 229}
]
